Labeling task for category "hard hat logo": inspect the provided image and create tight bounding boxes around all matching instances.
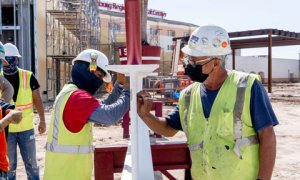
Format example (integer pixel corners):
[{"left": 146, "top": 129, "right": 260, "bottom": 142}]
[
  {"left": 189, "top": 35, "right": 199, "bottom": 49},
  {"left": 190, "top": 35, "right": 199, "bottom": 44},
  {"left": 222, "top": 41, "right": 228, "bottom": 48},
  {"left": 212, "top": 38, "right": 222, "bottom": 48},
  {"left": 89, "top": 52, "right": 98, "bottom": 72},
  {"left": 215, "top": 30, "right": 226, "bottom": 37},
  {"left": 201, "top": 37, "right": 209, "bottom": 46}
]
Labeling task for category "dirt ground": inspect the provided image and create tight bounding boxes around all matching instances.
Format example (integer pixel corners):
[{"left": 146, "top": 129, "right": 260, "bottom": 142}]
[{"left": 14, "top": 83, "right": 300, "bottom": 180}]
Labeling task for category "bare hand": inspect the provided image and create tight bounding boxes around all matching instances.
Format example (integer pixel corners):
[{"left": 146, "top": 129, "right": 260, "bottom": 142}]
[
  {"left": 117, "top": 73, "right": 129, "bottom": 89},
  {"left": 137, "top": 91, "right": 153, "bottom": 117},
  {"left": 38, "top": 121, "right": 46, "bottom": 134},
  {"left": 9, "top": 110, "right": 22, "bottom": 124},
  {"left": 117, "top": 73, "right": 126, "bottom": 85}
]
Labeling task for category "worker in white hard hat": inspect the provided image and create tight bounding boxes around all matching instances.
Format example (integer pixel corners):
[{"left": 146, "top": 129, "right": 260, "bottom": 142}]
[
  {"left": 137, "top": 25, "right": 278, "bottom": 180},
  {"left": 3, "top": 42, "right": 46, "bottom": 180},
  {"left": 44, "top": 49, "right": 130, "bottom": 180},
  {"left": 0, "top": 41, "right": 23, "bottom": 180}
]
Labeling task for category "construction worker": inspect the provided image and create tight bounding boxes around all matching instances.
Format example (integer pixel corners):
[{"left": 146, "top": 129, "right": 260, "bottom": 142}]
[
  {"left": 0, "top": 42, "right": 14, "bottom": 103},
  {"left": 137, "top": 25, "right": 278, "bottom": 180},
  {"left": 44, "top": 49, "right": 130, "bottom": 180},
  {"left": 0, "top": 104, "right": 22, "bottom": 180},
  {"left": 0, "top": 41, "right": 22, "bottom": 180},
  {"left": 3, "top": 43, "right": 46, "bottom": 180}
]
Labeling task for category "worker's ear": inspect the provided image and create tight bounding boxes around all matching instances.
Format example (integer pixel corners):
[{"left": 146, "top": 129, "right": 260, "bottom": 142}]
[{"left": 213, "top": 59, "right": 219, "bottom": 67}]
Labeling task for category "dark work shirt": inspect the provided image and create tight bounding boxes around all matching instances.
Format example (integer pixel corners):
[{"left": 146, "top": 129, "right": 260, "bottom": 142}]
[
  {"left": 166, "top": 79, "right": 279, "bottom": 132},
  {"left": 4, "top": 71, "right": 40, "bottom": 102}
]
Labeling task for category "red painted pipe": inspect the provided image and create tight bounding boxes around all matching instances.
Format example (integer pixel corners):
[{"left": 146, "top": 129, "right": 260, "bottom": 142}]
[{"left": 124, "top": 0, "right": 142, "bottom": 65}]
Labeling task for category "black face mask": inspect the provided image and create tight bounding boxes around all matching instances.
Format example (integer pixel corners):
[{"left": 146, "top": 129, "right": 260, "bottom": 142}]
[
  {"left": 71, "top": 61, "right": 104, "bottom": 95},
  {"left": 184, "top": 64, "right": 209, "bottom": 83}
]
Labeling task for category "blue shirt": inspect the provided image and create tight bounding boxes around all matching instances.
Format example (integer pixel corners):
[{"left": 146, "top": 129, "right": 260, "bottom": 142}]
[
  {"left": 88, "top": 82, "right": 130, "bottom": 125},
  {"left": 166, "top": 79, "right": 278, "bottom": 132}
]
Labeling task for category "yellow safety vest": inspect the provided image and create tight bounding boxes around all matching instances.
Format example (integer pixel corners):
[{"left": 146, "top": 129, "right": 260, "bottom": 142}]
[
  {"left": 9, "top": 69, "right": 34, "bottom": 132},
  {"left": 44, "top": 84, "right": 94, "bottom": 180},
  {"left": 179, "top": 71, "right": 260, "bottom": 180}
]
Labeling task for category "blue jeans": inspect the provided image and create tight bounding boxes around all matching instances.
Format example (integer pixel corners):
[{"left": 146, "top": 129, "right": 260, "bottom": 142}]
[
  {"left": 7, "top": 129, "right": 39, "bottom": 180},
  {"left": 0, "top": 170, "right": 8, "bottom": 180}
]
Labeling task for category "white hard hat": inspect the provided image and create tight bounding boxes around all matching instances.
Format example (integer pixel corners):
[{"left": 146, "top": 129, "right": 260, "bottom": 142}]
[
  {"left": 72, "top": 49, "right": 111, "bottom": 82},
  {"left": 4, "top": 43, "right": 22, "bottom": 57},
  {"left": 182, "top": 25, "right": 231, "bottom": 56}
]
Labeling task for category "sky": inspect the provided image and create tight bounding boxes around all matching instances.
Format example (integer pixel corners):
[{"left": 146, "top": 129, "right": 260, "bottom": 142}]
[{"left": 105, "top": 0, "right": 300, "bottom": 59}]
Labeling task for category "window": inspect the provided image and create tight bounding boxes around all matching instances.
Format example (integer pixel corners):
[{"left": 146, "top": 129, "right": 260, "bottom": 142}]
[
  {"left": 150, "top": 28, "right": 158, "bottom": 35},
  {"left": 183, "top": 32, "right": 189, "bottom": 36},
  {"left": 167, "top": 45, "right": 174, "bottom": 51},
  {"left": 108, "top": 23, "right": 122, "bottom": 33},
  {"left": 167, "top": 30, "right": 175, "bottom": 37}
]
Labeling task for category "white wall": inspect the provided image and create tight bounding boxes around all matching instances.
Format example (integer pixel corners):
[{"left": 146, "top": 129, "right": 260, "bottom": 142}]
[{"left": 226, "top": 55, "right": 300, "bottom": 82}]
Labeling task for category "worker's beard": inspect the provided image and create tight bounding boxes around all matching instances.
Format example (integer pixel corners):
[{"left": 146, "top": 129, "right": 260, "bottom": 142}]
[{"left": 71, "top": 61, "right": 103, "bottom": 95}]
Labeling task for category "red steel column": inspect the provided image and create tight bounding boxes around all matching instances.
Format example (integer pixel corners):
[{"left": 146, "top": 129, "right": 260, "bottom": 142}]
[
  {"left": 125, "top": 0, "right": 142, "bottom": 65},
  {"left": 122, "top": 111, "right": 130, "bottom": 139}
]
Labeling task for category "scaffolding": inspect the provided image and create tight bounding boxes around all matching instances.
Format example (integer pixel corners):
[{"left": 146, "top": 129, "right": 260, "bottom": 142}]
[{"left": 46, "top": 0, "right": 101, "bottom": 101}]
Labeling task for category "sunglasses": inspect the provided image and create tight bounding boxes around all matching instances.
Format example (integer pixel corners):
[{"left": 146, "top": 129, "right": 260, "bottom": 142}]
[{"left": 184, "top": 56, "right": 213, "bottom": 67}]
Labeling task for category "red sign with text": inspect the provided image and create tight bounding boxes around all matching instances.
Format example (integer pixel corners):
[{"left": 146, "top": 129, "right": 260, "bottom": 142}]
[{"left": 99, "top": 1, "right": 167, "bottom": 18}]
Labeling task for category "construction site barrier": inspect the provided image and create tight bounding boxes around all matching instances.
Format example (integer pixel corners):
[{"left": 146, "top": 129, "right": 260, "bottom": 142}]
[{"left": 94, "top": 141, "right": 191, "bottom": 180}]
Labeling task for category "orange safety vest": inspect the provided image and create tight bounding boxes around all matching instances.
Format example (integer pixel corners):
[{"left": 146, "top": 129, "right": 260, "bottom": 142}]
[{"left": 0, "top": 107, "right": 9, "bottom": 172}]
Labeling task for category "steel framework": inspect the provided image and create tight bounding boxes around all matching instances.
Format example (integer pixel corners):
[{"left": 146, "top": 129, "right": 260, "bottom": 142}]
[
  {"left": 173, "top": 28, "right": 300, "bottom": 93},
  {"left": 0, "top": 0, "right": 36, "bottom": 73}
]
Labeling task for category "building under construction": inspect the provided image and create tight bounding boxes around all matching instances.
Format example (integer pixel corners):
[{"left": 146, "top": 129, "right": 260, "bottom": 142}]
[
  {"left": 0, "top": 0, "right": 37, "bottom": 73},
  {"left": 0, "top": 0, "right": 197, "bottom": 101},
  {"left": 0, "top": 0, "right": 102, "bottom": 101},
  {"left": 45, "top": 0, "right": 101, "bottom": 100}
]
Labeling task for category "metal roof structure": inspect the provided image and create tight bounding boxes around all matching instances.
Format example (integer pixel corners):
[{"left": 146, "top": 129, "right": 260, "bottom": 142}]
[{"left": 173, "top": 29, "right": 300, "bottom": 93}]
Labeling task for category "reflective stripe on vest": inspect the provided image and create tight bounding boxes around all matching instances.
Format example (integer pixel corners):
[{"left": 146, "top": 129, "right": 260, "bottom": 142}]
[
  {"left": 16, "top": 103, "right": 33, "bottom": 110},
  {"left": 22, "top": 70, "right": 27, "bottom": 89},
  {"left": 233, "top": 74, "right": 258, "bottom": 159},
  {"left": 183, "top": 86, "right": 205, "bottom": 152},
  {"left": 45, "top": 86, "right": 94, "bottom": 154},
  {"left": 183, "top": 74, "right": 258, "bottom": 154},
  {"left": 182, "top": 86, "right": 192, "bottom": 138}
]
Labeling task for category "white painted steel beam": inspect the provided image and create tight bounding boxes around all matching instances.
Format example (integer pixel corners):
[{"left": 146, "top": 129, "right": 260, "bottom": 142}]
[{"left": 107, "top": 64, "right": 158, "bottom": 180}]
